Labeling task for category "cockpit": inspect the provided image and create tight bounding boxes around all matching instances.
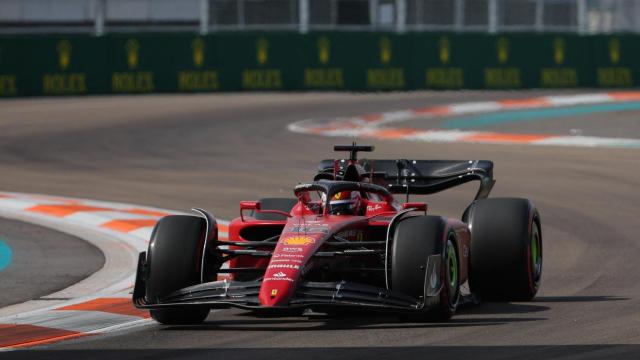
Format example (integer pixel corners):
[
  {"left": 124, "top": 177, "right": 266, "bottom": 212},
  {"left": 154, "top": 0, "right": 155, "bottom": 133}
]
[{"left": 294, "top": 180, "right": 398, "bottom": 217}]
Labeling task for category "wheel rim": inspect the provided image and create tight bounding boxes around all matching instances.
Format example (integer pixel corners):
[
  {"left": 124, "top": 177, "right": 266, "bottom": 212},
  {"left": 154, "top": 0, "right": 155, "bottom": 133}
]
[
  {"left": 446, "top": 240, "right": 458, "bottom": 302},
  {"left": 531, "top": 224, "right": 542, "bottom": 283}
]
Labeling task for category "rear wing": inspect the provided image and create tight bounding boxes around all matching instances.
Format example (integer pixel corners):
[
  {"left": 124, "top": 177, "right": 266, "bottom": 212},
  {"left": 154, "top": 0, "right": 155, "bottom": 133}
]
[{"left": 317, "top": 159, "right": 495, "bottom": 200}]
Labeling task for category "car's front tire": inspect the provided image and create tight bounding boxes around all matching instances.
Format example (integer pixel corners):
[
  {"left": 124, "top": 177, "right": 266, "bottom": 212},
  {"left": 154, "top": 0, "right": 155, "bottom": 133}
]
[
  {"left": 391, "top": 216, "right": 460, "bottom": 321},
  {"left": 145, "top": 215, "right": 213, "bottom": 325}
]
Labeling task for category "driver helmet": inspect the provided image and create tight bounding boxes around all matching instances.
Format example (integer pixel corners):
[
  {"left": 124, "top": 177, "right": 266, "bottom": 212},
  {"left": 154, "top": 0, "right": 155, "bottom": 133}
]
[{"left": 329, "top": 191, "right": 362, "bottom": 215}]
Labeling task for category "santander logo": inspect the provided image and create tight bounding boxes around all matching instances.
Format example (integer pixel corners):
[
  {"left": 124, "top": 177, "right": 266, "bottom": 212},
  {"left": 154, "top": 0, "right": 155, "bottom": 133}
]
[{"left": 273, "top": 272, "right": 287, "bottom": 278}]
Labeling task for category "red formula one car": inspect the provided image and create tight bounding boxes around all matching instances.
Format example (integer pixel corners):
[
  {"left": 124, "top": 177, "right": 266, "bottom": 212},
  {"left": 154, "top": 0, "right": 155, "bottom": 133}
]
[{"left": 133, "top": 144, "right": 542, "bottom": 324}]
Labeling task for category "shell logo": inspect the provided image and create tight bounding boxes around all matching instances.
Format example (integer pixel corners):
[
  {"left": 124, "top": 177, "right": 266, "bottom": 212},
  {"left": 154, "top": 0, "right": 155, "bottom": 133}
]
[{"left": 282, "top": 236, "right": 315, "bottom": 246}]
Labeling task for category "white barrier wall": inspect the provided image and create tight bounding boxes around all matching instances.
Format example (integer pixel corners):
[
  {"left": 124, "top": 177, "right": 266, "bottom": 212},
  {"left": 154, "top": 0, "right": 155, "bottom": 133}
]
[
  {"left": 2, "top": 0, "right": 640, "bottom": 34},
  {"left": 0, "top": 0, "right": 200, "bottom": 22}
]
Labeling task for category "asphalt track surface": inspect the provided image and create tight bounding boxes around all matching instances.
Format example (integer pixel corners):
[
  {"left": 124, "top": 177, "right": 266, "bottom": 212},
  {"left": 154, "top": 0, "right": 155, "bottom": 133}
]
[
  {"left": 0, "top": 91, "right": 639, "bottom": 359},
  {"left": 0, "top": 218, "right": 104, "bottom": 308}
]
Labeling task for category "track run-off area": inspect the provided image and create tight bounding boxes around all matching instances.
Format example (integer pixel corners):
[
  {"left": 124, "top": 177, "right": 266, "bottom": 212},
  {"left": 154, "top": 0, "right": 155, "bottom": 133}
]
[
  {"left": 0, "top": 90, "right": 638, "bottom": 359},
  {"left": 289, "top": 91, "right": 640, "bottom": 148}
]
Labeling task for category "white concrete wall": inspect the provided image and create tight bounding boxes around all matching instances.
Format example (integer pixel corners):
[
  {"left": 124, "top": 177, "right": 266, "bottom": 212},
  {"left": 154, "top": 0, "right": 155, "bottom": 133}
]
[
  {"left": 0, "top": 0, "right": 94, "bottom": 21},
  {"left": 0, "top": 0, "right": 200, "bottom": 22},
  {"left": 107, "top": 0, "right": 200, "bottom": 21}
]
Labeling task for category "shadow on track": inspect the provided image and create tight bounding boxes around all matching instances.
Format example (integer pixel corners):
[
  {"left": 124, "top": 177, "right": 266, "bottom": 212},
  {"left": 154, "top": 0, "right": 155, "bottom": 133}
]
[
  {"left": 167, "top": 315, "right": 546, "bottom": 332},
  {"left": 6, "top": 345, "right": 640, "bottom": 360},
  {"left": 158, "top": 294, "right": 627, "bottom": 332},
  {"left": 532, "top": 295, "right": 629, "bottom": 303},
  {"left": 456, "top": 294, "right": 627, "bottom": 316},
  {"left": 162, "top": 301, "right": 550, "bottom": 332}
]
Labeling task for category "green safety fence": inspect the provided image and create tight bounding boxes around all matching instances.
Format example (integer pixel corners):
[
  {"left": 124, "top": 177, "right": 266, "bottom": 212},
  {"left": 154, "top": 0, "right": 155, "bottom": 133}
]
[{"left": 0, "top": 32, "right": 637, "bottom": 96}]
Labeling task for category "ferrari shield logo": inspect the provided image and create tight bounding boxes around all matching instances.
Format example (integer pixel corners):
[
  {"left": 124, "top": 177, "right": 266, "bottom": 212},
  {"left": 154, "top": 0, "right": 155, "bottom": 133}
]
[{"left": 270, "top": 289, "right": 278, "bottom": 298}]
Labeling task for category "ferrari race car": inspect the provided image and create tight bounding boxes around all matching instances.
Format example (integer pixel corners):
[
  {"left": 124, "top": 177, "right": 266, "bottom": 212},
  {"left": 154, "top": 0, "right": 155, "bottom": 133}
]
[{"left": 133, "top": 144, "right": 542, "bottom": 324}]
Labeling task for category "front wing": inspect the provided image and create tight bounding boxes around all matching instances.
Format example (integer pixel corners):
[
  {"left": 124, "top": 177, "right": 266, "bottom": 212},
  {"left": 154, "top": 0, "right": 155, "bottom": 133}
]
[{"left": 133, "top": 278, "right": 441, "bottom": 311}]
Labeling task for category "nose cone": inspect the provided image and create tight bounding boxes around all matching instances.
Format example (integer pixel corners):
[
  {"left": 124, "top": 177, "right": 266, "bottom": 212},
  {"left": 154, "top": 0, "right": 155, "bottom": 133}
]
[
  {"left": 259, "top": 224, "right": 325, "bottom": 307},
  {"left": 259, "top": 268, "right": 298, "bottom": 306},
  {"left": 259, "top": 235, "right": 317, "bottom": 306}
]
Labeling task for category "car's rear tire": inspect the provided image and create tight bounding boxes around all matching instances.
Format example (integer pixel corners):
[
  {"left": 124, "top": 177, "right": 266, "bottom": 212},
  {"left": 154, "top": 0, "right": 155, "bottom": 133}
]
[
  {"left": 252, "top": 198, "right": 297, "bottom": 221},
  {"left": 467, "top": 198, "right": 542, "bottom": 301},
  {"left": 145, "top": 215, "right": 211, "bottom": 325},
  {"left": 391, "top": 216, "right": 460, "bottom": 321}
]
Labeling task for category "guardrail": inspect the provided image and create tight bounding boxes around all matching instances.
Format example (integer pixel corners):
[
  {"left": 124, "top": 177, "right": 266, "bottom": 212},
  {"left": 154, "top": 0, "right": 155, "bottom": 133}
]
[{"left": 0, "top": 32, "right": 636, "bottom": 97}]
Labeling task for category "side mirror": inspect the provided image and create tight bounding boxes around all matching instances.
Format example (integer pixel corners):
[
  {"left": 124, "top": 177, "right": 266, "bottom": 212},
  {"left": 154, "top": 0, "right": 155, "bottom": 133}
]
[
  {"left": 240, "top": 201, "right": 292, "bottom": 222},
  {"left": 402, "top": 202, "right": 428, "bottom": 213},
  {"left": 240, "top": 201, "right": 260, "bottom": 221},
  {"left": 240, "top": 201, "right": 260, "bottom": 211}
]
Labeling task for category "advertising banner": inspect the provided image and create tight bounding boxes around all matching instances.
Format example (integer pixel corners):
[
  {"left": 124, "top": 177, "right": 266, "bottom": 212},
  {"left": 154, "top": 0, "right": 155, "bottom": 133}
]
[{"left": 1, "top": 32, "right": 637, "bottom": 96}]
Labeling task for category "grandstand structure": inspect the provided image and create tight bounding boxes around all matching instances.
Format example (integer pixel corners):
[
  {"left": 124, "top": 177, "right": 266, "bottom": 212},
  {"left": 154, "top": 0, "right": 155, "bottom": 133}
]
[{"left": 0, "top": 0, "right": 639, "bottom": 35}]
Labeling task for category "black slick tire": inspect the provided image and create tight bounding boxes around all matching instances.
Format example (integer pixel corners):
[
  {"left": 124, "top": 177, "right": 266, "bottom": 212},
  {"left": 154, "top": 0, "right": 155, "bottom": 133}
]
[
  {"left": 145, "top": 215, "right": 210, "bottom": 325},
  {"left": 391, "top": 216, "right": 460, "bottom": 321},
  {"left": 467, "top": 197, "right": 542, "bottom": 301}
]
